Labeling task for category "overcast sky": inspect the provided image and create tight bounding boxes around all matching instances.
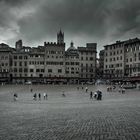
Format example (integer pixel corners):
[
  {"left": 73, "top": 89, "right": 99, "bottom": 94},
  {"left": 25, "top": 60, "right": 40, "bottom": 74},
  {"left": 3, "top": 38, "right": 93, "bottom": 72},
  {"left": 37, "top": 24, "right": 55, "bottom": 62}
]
[{"left": 0, "top": 0, "right": 140, "bottom": 53}]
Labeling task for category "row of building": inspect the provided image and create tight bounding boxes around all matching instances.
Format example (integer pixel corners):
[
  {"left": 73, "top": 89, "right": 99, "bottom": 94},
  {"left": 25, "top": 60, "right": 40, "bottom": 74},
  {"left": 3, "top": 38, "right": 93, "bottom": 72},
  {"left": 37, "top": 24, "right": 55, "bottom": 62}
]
[
  {"left": 99, "top": 38, "right": 140, "bottom": 82},
  {"left": 1, "top": 30, "right": 140, "bottom": 84},
  {"left": 0, "top": 31, "right": 97, "bottom": 84}
]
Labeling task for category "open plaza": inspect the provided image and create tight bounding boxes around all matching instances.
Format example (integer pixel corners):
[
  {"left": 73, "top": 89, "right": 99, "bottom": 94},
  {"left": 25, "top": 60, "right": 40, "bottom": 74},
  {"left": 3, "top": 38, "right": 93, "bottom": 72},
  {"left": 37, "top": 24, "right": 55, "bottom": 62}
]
[{"left": 0, "top": 84, "right": 140, "bottom": 140}]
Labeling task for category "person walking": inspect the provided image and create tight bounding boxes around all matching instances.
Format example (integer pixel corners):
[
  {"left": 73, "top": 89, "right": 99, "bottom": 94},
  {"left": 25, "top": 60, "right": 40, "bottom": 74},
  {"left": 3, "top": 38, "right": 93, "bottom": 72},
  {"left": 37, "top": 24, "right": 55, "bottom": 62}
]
[
  {"left": 45, "top": 93, "right": 48, "bottom": 100},
  {"left": 33, "top": 93, "right": 37, "bottom": 100},
  {"left": 97, "top": 90, "right": 102, "bottom": 100},
  {"left": 94, "top": 91, "right": 97, "bottom": 99},
  {"left": 90, "top": 91, "right": 93, "bottom": 99},
  {"left": 13, "top": 93, "right": 18, "bottom": 101},
  {"left": 38, "top": 93, "right": 41, "bottom": 100},
  {"left": 85, "top": 87, "right": 88, "bottom": 93},
  {"left": 43, "top": 93, "right": 46, "bottom": 100},
  {"left": 30, "top": 88, "right": 33, "bottom": 92}
]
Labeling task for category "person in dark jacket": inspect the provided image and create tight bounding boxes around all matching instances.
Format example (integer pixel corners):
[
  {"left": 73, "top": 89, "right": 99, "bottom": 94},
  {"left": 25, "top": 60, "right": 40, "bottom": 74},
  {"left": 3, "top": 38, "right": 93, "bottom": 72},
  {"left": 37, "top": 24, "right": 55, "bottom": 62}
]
[
  {"left": 90, "top": 91, "right": 93, "bottom": 99},
  {"left": 38, "top": 93, "right": 41, "bottom": 100}
]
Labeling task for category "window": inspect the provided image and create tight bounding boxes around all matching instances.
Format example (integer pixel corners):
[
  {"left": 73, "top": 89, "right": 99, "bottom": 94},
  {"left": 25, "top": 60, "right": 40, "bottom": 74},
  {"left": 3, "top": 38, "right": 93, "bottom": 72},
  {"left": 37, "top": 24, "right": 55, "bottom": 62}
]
[
  {"left": 30, "top": 69, "right": 34, "bottom": 72},
  {"left": 48, "top": 69, "right": 52, "bottom": 73},
  {"left": 36, "top": 69, "right": 40, "bottom": 72},
  {"left": 66, "top": 71, "right": 69, "bottom": 74},
  {"left": 14, "top": 68, "right": 17, "bottom": 72},
  {"left": 90, "top": 57, "right": 93, "bottom": 61},
  {"left": 19, "top": 68, "right": 22, "bottom": 72},
  {"left": 19, "top": 56, "right": 22, "bottom": 59},
  {"left": 24, "top": 62, "right": 27, "bottom": 66},
  {"left": 58, "top": 69, "right": 62, "bottom": 73},
  {"left": 24, "top": 56, "right": 27, "bottom": 59},
  {"left": 41, "top": 69, "right": 44, "bottom": 72},
  {"left": 76, "top": 62, "right": 79, "bottom": 65},
  {"left": 71, "top": 62, "right": 74, "bottom": 65},
  {"left": 66, "top": 62, "right": 69, "bottom": 65},
  {"left": 71, "top": 68, "right": 74, "bottom": 70},
  {"left": 14, "top": 56, "right": 17, "bottom": 59},
  {"left": 19, "top": 62, "right": 22, "bottom": 66},
  {"left": 24, "top": 68, "right": 28, "bottom": 72}
]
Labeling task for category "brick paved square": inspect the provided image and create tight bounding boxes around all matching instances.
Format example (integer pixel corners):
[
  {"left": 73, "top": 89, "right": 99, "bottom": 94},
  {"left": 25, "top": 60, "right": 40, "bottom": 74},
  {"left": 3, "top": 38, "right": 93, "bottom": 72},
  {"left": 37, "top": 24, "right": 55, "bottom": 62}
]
[{"left": 0, "top": 84, "right": 140, "bottom": 140}]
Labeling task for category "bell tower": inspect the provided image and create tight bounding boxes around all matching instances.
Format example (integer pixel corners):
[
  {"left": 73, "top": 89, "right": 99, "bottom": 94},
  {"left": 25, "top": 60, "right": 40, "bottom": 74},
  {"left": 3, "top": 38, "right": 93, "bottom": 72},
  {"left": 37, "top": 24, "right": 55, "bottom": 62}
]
[{"left": 57, "top": 30, "right": 64, "bottom": 44}]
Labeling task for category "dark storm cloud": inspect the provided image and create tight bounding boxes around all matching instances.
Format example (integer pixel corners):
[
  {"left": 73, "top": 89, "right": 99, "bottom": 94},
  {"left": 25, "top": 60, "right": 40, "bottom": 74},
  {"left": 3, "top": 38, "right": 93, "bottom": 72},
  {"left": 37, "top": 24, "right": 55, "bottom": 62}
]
[
  {"left": 19, "top": 0, "right": 109, "bottom": 40},
  {"left": 0, "top": 0, "right": 140, "bottom": 49},
  {"left": 0, "top": 0, "right": 28, "bottom": 6}
]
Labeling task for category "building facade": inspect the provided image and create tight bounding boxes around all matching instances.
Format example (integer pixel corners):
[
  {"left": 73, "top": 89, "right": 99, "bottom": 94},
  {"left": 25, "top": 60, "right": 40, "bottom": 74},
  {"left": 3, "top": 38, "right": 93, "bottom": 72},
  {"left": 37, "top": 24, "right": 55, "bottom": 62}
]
[
  {"left": 103, "top": 38, "right": 140, "bottom": 80},
  {"left": 0, "top": 31, "right": 97, "bottom": 84},
  {"left": 0, "top": 43, "right": 12, "bottom": 83}
]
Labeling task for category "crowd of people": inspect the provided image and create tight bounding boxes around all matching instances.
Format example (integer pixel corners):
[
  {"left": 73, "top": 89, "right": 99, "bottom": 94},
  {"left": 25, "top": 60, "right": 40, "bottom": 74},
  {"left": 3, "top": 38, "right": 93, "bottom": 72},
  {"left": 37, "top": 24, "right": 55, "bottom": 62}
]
[
  {"left": 12, "top": 83, "right": 129, "bottom": 102},
  {"left": 33, "top": 93, "right": 48, "bottom": 100},
  {"left": 13, "top": 86, "right": 103, "bottom": 102},
  {"left": 107, "top": 85, "right": 126, "bottom": 94},
  {"left": 90, "top": 90, "right": 102, "bottom": 100},
  {"left": 77, "top": 86, "right": 103, "bottom": 100}
]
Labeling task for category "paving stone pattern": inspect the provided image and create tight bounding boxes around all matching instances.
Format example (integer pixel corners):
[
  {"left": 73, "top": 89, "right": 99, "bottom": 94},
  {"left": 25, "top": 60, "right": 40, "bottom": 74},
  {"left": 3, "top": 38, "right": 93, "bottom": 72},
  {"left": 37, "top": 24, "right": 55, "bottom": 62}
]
[{"left": 0, "top": 84, "right": 140, "bottom": 140}]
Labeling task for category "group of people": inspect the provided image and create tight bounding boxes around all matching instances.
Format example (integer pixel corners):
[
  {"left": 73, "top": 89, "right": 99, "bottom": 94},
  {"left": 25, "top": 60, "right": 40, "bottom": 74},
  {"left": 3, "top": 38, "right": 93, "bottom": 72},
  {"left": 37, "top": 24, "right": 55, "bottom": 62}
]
[
  {"left": 13, "top": 87, "right": 103, "bottom": 102},
  {"left": 77, "top": 86, "right": 103, "bottom": 100},
  {"left": 90, "top": 90, "right": 102, "bottom": 100},
  {"left": 107, "top": 85, "right": 126, "bottom": 94},
  {"left": 77, "top": 86, "right": 88, "bottom": 92},
  {"left": 33, "top": 93, "right": 48, "bottom": 100},
  {"left": 107, "top": 86, "right": 116, "bottom": 92}
]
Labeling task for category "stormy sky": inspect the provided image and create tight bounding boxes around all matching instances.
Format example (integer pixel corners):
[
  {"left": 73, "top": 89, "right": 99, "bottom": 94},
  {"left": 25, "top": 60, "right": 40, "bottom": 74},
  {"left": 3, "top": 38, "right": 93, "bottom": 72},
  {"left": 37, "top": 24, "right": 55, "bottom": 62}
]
[{"left": 0, "top": 0, "right": 140, "bottom": 54}]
